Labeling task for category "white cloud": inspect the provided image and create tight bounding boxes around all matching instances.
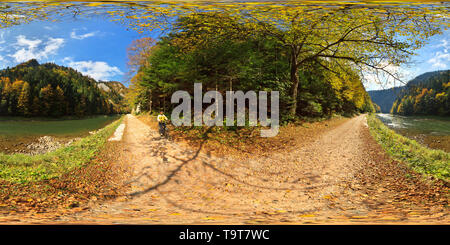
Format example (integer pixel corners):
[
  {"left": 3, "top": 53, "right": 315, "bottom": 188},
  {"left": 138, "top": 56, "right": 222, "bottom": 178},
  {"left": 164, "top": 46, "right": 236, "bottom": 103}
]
[
  {"left": 9, "top": 35, "right": 65, "bottom": 63},
  {"left": 436, "top": 39, "right": 449, "bottom": 53},
  {"left": 428, "top": 51, "right": 450, "bottom": 69},
  {"left": 0, "top": 31, "right": 6, "bottom": 52},
  {"left": 16, "top": 35, "right": 42, "bottom": 49},
  {"left": 44, "top": 38, "right": 65, "bottom": 55},
  {"left": 0, "top": 55, "right": 8, "bottom": 69},
  {"left": 425, "top": 36, "right": 450, "bottom": 69},
  {"left": 63, "top": 57, "right": 123, "bottom": 81},
  {"left": 70, "top": 30, "right": 98, "bottom": 40},
  {"left": 428, "top": 39, "right": 450, "bottom": 69},
  {"left": 0, "top": 31, "right": 5, "bottom": 45},
  {"left": 362, "top": 62, "right": 413, "bottom": 90}
]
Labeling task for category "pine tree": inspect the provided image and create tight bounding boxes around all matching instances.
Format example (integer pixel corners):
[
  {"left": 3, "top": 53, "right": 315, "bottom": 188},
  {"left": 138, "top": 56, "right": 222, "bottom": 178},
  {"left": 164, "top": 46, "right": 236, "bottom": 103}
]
[
  {"left": 75, "top": 96, "right": 87, "bottom": 117},
  {"left": 31, "top": 96, "right": 40, "bottom": 116},
  {"left": 54, "top": 85, "right": 65, "bottom": 117}
]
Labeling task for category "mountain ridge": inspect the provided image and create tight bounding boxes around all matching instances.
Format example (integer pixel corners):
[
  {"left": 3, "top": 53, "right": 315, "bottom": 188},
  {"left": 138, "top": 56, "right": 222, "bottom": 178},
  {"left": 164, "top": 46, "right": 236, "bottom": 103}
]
[
  {"left": 0, "top": 59, "right": 129, "bottom": 117},
  {"left": 368, "top": 70, "right": 449, "bottom": 113}
]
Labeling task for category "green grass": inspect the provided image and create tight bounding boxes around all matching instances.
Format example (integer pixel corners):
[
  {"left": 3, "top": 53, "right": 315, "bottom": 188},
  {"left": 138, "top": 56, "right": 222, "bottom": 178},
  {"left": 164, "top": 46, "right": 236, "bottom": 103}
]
[
  {"left": 0, "top": 116, "right": 124, "bottom": 183},
  {"left": 367, "top": 114, "right": 449, "bottom": 182}
]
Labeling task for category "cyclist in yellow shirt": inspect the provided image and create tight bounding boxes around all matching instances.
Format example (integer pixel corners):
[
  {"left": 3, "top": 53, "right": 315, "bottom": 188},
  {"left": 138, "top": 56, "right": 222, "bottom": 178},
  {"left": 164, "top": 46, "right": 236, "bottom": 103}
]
[{"left": 157, "top": 111, "right": 169, "bottom": 136}]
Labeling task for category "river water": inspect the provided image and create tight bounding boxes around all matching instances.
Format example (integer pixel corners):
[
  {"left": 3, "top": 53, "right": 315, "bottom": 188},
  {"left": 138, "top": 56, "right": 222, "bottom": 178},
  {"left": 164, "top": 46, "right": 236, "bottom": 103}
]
[
  {"left": 376, "top": 113, "right": 450, "bottom": 152},
  {"left": 0, "top": 115, "right": 121, "bottom": 154}
]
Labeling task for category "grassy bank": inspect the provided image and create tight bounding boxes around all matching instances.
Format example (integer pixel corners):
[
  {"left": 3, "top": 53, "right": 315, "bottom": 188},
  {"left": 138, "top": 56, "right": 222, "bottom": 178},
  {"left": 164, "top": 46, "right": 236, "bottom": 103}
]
[
  {"left": 367, "top": 114, "right": 449, "bottom": 182},
  {"left": 0, "top": 116, "right": 124, "bottom": 183}
]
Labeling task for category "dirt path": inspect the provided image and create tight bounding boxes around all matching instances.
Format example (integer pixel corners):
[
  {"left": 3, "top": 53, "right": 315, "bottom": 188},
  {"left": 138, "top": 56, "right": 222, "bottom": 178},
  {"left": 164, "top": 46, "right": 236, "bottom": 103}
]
[{"left": 43, "top": 114, "right": 444, "bottom": 224}]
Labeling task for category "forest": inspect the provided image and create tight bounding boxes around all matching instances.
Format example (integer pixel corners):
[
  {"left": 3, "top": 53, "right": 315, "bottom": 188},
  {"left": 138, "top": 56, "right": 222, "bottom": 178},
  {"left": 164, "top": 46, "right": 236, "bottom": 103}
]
[
  {"left": 390, "top": 70, "right": 449, "bottom": 116},
  {"left": 0, "top": 59, "right": 129, "bottom": 117},
  {"left": 127, "top": 14, "right": 375, "bottom": 123}
]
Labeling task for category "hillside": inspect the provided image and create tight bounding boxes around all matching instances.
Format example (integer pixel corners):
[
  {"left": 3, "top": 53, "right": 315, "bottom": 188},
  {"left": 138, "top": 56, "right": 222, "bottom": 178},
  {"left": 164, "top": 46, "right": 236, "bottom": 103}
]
[
  {"left": 0, "top": 59, "right": 129, "bottom": 117},
  {"left": 368, "top": 70, "right": 449, "bottom": 113},
  {"left": 97, "top": 81, "right": 129, "bottom": 113},
  {"left": 367, "top": 87, "right": 406, "bottom": 113},
  {"left": 391, "top": 70, "right": 449, "bottom": 116}
]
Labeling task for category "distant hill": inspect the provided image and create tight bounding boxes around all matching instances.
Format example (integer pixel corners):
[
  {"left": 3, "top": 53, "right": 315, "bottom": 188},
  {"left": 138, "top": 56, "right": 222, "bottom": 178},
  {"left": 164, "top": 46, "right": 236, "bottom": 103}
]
[
  {"left": 391, "top": 70, "right": 449, "bottom": 116},
  {"left": 367, "top": 86, "right": 405, "bottom": 113},
  {"left": 97, "top": 81, "right": 129, "bottom": 112},
  {"left": 0, "top": 59, "right": 129, "bottom": 117},
  {"left": 368, "top": 70, "right": 449, "bottom": 113}
]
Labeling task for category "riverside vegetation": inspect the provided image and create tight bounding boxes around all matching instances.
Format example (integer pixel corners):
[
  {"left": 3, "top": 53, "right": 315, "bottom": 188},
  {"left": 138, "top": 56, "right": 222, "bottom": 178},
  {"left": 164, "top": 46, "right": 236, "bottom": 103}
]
[
  {"left": 0, "top": 116, "right": 126, "bottom": 214},
  {"left": 0, "top": 116, "right": 124, "bottom": 183},
  {"left": 367, "top": 114, "right": 449, "bottom": 182}
]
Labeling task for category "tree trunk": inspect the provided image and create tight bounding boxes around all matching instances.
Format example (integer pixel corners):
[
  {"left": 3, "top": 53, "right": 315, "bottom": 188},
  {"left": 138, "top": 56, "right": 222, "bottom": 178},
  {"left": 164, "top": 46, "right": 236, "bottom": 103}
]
[{"left": 289, "top": 49, "right": 299, "bottom": 117}]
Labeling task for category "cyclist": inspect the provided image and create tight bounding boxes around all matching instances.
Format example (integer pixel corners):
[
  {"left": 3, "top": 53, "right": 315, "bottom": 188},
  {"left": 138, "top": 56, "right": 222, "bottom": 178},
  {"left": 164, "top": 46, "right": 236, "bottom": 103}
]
[{"left": 157, "top": 111, "right": 169, "bottom": 136}]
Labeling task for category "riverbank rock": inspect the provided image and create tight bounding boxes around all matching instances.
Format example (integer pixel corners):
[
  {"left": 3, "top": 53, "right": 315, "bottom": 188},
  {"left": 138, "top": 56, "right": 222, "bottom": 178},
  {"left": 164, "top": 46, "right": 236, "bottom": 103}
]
[
  {"left": 24, "top": 136, "right": 80, "bottom": 155},
  {"left": 26, "top": 136, "right": 61, "bottom": 155}
]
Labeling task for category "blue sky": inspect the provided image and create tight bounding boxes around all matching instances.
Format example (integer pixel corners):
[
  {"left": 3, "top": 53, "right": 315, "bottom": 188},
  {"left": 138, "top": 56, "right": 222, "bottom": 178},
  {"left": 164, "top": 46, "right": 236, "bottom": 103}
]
[
  {"left": 363, "top": 29, "right": 450, "bottom": 91},
  {"left": 0, "top": 15, "right": 150, "bottom": 86},
  {"left": 0, "top": 13, "right": 448, "bottom": 90}
]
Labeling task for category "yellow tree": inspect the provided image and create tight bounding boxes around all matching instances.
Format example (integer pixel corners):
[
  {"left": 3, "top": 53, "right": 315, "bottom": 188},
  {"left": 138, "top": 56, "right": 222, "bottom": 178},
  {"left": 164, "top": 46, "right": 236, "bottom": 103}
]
[
  {"left": 126, "top": 37, "right": 157, "bottom": 77},
  {"left": 39, "top": 84, "right": 54, "bottom": 116},
  {"left": 17, "top": 81, "right": 31, "bottom": 116},
  {"left": 0, "top": 77, "right": 11, "bottom": 114},
  {"left": 10, "top": 80, "right": 25, "bottom": 115},
  {"left": 2, "top": 1, "right": 448, "bottom": 117},
  {"left": 162, "top": 6, "right": 446, "bottom": 116}
]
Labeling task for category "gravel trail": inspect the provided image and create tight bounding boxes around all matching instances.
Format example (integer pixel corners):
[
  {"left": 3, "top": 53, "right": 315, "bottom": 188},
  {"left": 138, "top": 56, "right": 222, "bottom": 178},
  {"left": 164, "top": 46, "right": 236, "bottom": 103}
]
[{"left": 54, "top": 114, "right": 447, "bottom": 224}]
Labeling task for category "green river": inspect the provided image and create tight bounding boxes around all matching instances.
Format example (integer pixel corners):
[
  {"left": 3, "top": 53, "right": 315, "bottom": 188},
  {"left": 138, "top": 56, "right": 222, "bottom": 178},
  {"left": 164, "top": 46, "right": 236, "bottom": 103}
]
[
  {"left": 0, "top": 115, "right": 121, "bottom": 154},
  {"left": 376, "top": 113, "right": 450, "bottom": 152}
]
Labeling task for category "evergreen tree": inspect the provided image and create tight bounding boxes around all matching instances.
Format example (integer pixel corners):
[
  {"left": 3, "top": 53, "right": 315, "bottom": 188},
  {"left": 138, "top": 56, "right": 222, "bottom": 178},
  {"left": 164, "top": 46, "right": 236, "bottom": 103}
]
[
  {"left": 31, "top": 96, "right": 40, "bottom": 117},
  {"left": 54, "top": 85, "right": 65, "bottom": 117},
  {"left": 40, "top": 84, "right": 54, "bottom": 117}
]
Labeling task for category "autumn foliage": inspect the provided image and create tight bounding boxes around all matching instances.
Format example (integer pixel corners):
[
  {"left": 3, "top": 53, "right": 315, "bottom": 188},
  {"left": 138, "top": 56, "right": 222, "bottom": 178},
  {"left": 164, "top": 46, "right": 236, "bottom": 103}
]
[
  {"left": 391, "top": 70, "right": 449, "bottom": 116},
  {"left": 0, "top": 59, "right": 126, "bottom": 117}
]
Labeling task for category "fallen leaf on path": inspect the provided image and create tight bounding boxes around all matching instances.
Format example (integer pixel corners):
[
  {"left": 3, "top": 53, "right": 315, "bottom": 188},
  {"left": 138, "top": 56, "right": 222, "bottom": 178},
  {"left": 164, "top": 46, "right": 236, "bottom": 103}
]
[
  {"left": 299, "top": 214, "right": 316, "bottom": 218},
  {"left": 202, "top": 216, "right": 224, "bottom": 220},
  {"left": 350, "top": 216, "right": 369, "bottom": 219}
]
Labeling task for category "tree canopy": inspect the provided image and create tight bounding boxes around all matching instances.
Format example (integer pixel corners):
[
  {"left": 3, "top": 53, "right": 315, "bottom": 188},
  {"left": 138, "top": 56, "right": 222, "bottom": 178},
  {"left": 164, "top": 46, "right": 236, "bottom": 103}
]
[{"left": 1, "top": 1, "right": 448, "bottom": 119}]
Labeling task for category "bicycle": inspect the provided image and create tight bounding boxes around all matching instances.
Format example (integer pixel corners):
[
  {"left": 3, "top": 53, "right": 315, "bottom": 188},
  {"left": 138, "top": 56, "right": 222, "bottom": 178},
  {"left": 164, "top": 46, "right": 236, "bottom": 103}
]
[{"left": 159, "top": 121, "right": 170, "bottom": 139}]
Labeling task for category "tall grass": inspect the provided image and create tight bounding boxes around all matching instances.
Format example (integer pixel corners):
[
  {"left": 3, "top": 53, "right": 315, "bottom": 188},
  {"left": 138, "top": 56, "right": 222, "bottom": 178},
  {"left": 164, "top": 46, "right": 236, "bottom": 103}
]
[
  {"left": 0, "top": 116, "right": 124, "bottom": 183},
  {"left": 367, "top": 114, "right": 449, "bottom": 182}
]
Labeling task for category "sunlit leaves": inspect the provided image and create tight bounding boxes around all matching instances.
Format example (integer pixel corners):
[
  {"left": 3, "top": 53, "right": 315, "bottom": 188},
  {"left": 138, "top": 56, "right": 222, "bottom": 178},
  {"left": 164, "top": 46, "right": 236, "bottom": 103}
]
[{"left": 1, "top": 1, "right": 447, "bottom": 116}]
